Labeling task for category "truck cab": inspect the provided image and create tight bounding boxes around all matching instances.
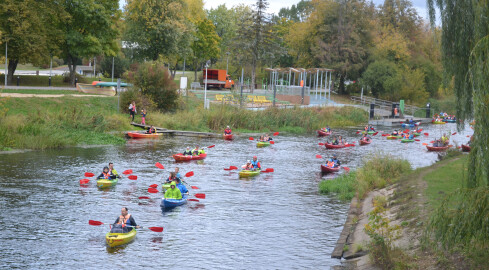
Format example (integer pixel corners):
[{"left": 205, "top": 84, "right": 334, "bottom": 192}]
[{"left": 203, "top": 69, "right": 234, "bottom": 89}]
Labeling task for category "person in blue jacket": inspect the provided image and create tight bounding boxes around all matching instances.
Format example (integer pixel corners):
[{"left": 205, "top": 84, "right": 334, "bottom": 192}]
[
  {"left": 251, "top": 156, "right": 261, "bottom": 170},
  {"left": 328, "top": 154, "right": 341, "bottom": 168},
  {"left": 175, "top": 178, "right": 188, "bottom": 195}
]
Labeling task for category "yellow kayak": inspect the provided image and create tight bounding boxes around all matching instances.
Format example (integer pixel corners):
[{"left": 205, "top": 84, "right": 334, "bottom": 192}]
[
  {"left": 105, "top": 229, "right": 137, "bottom": 247},
  {"left": 97, "top": 178, "right": 118, "bottom": 188},
  {"left": 239, "top": 169, "right": 261, "bottom": 178}
]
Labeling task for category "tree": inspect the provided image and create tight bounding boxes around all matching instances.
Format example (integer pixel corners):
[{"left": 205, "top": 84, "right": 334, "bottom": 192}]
[
  {"left": 59, "top": 0, "right": 120, "bottom": 85},
  {"left": 0, "top": 0, "right": 63, "bottom": 84},
  {"left": 207, "top": 4, "right": 239, "bottom": 56},
  {"left": 124, "top": 0, "right": 191, "bottom": 61},
  {"left": 362, "top": 60, "right": 398, "bottom": 97},
  {"left": 100, "top": 54, "right": 129, "bottom": 79},
  {"left": 278, "top": 0, "right": 312, "bottom": 22},
  {"left": 190, "top": 19, "right": 221, "bottom": 82}
]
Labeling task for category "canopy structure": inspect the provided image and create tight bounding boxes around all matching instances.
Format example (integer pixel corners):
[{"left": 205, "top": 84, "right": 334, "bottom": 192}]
[{"left": 265, "top": 67, "right": 334, "bottom": 104}]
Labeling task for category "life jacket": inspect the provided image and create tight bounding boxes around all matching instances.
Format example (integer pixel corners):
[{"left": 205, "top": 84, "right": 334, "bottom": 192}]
[
  {"left": 364, "top": 126, "right": 368, "bottom": 131},
  {"left": 117, "top": 214, "right": 131, "bottom": 225},
  {"left": 251, "top": 160, "right": 260, "bottom": 169},
  {"left": 327, "top": 161, "right": 334, "bottom": 167},
  {"left": 103, "top": 172, "right": 111, "bottom": 179},
  {"left": 224, "top": 128, "right": 232, "bottom": 134},
  {"left": 245, "top": 164, "right": 253, "bottom": 170}
]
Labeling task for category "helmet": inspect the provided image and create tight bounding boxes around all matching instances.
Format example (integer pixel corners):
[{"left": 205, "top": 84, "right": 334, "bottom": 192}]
[
  {"left": 227, "top": 125, "right": 230, "bottom": 128},
  {"left": 253, "top": 156, "right": 257, "bottom": 159}
]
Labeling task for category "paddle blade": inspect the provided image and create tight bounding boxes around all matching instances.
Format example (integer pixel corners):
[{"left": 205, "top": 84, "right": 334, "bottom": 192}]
[
  {"left": 139, "top": 196, "right": 150, "bottom": 200},
  {"left": 424, "top": 133, "right": 429, "bottom": 136},
  {"left": 342, "top": 167, "right": 350, "bottom": 171},
  {"left": 155, "top": 162, "right": 164, "bottom": 169},
  {"left": 315, "top": 154, "right": 322, "bottom": 159},
  {"left": 79, "top": 179, "right": 90, "bottom": 185},
  {"left": 422, "top": 143, "right": 428, "bottom": 146},
  {"left": 318, "top": 143, "right": 324, "bottom": 146},
  {"left": 264, "top": 168, "right": 274, "bottom": 173},
  {"left": 148, "top": 188, "right": 159, "bottom": 193},
  {"left": 128, "top": 175, "right": 137, "bottom": 180},
  {"left": 430, "top": 141, "right": 434, "bottom": 143},
  {"left": 185, "top": 171, "right": 194, "bottom": 177},
  {"left": 89, "top": 220, "right": 104, "bottom": 226},
  {"left": 84, "top": 172, "right": 95, "bottom": 177},
  {"left": 194, "top": 193, "right": 206, "bottom": 199},
  {"left": 415, "top": 139, "right": 420, "bottom": 142},
  {"left": 223, "top": 168, "right": 231, "bottom": 171},
  {"left": 229, "top": 166, "right": 238, "bottom": 170},
  {"left": 123, "top": 170, "right": 133, "bottom": 175},
  {"left": 188, "top": 198, "right": 200, "bottom": 202},
  {"left": 452, "top": 132, "right": 457, "bottom": 135},
  {"left": 373, "top": 132, "right": 379, "bottom": 136},
  {"left": 273, "top": 132, "right": 279, "bottom": 136},
  {"left": 148, "top": 227, "right": 164, "bottom": 232},
  {"left": 149, "top": 184, "right": 158, "bottom": 188},
  {"left": 403, "top": 129, "right": 409, "bottom": 133},
  {"left": 467, "top": 135, "right": 470, "bottom": 137},
  {"left": 207, "top": 145, "right": 215, "bottom": 148},
  {"left": 381, "top": 134, "right": 388, "bottom": 136},
  {"left": 249, "top": 137, "right": 254, "bottom": 140},
  {"left": 270, "top": 141, "right": 275, "bottom": 144},
  {"left": 356, "top": 131, "right": 360, "bottom": 134},
  {"left": 418, "top": 129, "right": 423, "bottom": 132},
  {"left": 400, "top": 122, "right": 404, "bottom": 124},
  {"left": 191, "top": 186, "right": 199, "bottom": 189}
]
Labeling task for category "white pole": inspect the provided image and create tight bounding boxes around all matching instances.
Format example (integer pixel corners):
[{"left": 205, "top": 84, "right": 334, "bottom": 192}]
[
  {"left": 315, "top": 70, "right": 319, "bottom": 100},
  {"left": 328, "top": 71, "right": 332, "bottom": 101},
  {"left": 4, "top": 42, "right": 7, "bottom": 86},
  {"left": 204, "top": 64, "right": 208, "bottom": 109},
  {"left": 183, "top": 58, "right": 185, "bottom": 75},
  {"left": 111, "top": 57, "right": 115, "bottom": 82},
  {"left": 320, "top": 71, "right": 323, "bottom": 100},
  {"left": 361, "top": 87, "right": 364, "bottom": 102},
  {"left": 93, "top": 57, "right": 96, "bottom": 78}
]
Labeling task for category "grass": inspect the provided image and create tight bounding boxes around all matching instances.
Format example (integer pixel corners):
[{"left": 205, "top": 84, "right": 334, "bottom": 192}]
[
  {"left": 0, "top": 75, "right": 91, "bottom": 87},
  {"left": 319, "top": 172, "right": 357, "bottom": 200},
  {"left": 1, "top": 89, "right": 93, "bottom": 95}
]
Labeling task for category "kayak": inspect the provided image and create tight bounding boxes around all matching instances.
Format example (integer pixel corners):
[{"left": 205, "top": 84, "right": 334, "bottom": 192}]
[
  {"left": 432, "top": 121, "right": 446, "bottom": 124},
  {"left": 239, "top": 169, "right": 261, "bottom": 178},
  {"left": 462, "top": 144, "right": 471, "bottom": 152},
  {"left": 413, "top": 133, "right": 420, "bottom": 137},
  {"left": 97, "top": 178, "right": 118, "bottom": 188},
  {"left": 257, "top": 141, "right": 271, "bottom": 148},
  {"left": 317, "top": 130, "right": 332, "bottom": 136},
  {"left": 400, "top": 139, "right": 415, "bottom": 143},
  {"left": 105, "top": 228, "right": 137, "bottom": 247},
  {"left": 386, "top": 135, "right": 402, "bottom": 140},
  {"left": 359, "top": 139, "right": 371, "bottom": 145},
  {"left": 426, "top": 145, "right": 449, "bottom": 151},
  {"left": 173, "top": 153, "right": 207, "bottom": 161},
  {"left": 223, "top": 134, "right": 234, "bottom": 140},
  {"left": 443, "top": 119, "right": 456, "bottom": 123},
  {"left": 127, "top": 132, "right": 162, "bottom": 139},
  {"left": 325, "top": 143, "right": 346, "bottom": 149},
  {"left": 161, "top": 194, "right": 188, "bottom": 209},
  {"left": 362, "top": 131, "right": 375, "bottom": 135},
  {"left": 321, "top": 165, "right": 340, "bottom": 173}
]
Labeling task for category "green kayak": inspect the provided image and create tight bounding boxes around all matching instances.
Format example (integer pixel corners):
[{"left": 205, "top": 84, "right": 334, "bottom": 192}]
[
  {"left": 239, "top": 169, "right": 261, "bottom": 178},
  {"left": 400, "top": 139, "right": 415, "bottom": 143},
  {"left": 97, "top": 178, "right": 118, "bottom": 188},
  {"left": 257, "top": 141, "right": 271, "bottom": 148},
  {"left": 386, "top": 135, "right": 402, "bottom": 140}
]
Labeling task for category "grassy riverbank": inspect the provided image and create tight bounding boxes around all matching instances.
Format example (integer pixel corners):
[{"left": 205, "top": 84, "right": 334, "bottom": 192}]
[
  {"left": 0, "top": 94, "right": 367, "bottom": 150},
  {"left": 321, "top": 152, "right": 485, "bottom": 269}
]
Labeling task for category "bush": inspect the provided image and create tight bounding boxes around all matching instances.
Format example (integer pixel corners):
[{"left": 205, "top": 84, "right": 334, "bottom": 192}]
[
  {"left": 119, "top": 89, "right": 156, "bottom": 115},
  {"left": 126, "top": 61, "right": 178, "bottom": 111},
  {"left": 100, "top": 55, "right": 130, "bottom": 79}
]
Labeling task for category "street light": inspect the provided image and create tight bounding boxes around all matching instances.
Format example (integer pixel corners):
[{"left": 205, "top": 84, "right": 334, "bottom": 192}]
[
  {"left": 204, "top": 60, "right": 211, "bottom": 109},
  {"left": 226, "top": 52, "right": 230, "bottom": 75}
]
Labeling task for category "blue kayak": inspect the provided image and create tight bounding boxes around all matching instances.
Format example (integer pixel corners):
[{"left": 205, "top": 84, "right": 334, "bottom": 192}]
[{"left": 160, "top": 194, "right": 188, "bottom": 209}]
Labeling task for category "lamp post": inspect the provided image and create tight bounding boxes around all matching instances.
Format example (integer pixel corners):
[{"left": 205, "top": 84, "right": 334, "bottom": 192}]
[
  {"left": 226, "top": 52, "right": 230, "bottom": 75},
  {"left": 204, "top": 60, "right": 210, "bottom": 109},
  {"left": 4, "top": 41, "right": 7, "bottom": 87}
]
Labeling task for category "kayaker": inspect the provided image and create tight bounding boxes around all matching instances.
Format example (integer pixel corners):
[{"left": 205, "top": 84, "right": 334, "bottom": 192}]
[
  {"left": 331, "top": 136, "right": 339, "bottom": 145},
  {"left": 263, "top": 134, "right": 273, "bottom": 141},
  {"left": 113, "top": 207, "right": 139, "bottom": 232},
  {"left": 441, "top": 133, "right": 449, "bottom": 145},
  {"left": 338, "top": 135, "right": 346, "bottom": 145},
  {"left": 392, "top": 130, "right": 399, "bottom": 136},
  {"left": 183, "top": 147, "right": 192, "bottom": 156},
  {"left": 165, "top": 172, "right": 177, "bottom": 184},
  {"left": 192, "top": 146, "right": 205, "bottom": 156},
  {"left": 327, "top": 154, "right": 340, "bottom": 168},
  {"left": 174, "top": 167, "right": 182, "bottom": 179},
  {"left": 164, "top": 181, "right": 182, "bottom": 200},
  {"left": 97, "top": 166, "right": 116, "bottom": 180},
  {"left": 408, "top": 132, "right": 414, "bottom": 140},
  {"left": 369, "top": 125, "right": 375, "bottom": 132},
  {"left": 146, "top": 125, "right": 156, "bottom": 134},
  {"left": 243, "top": 160, "right": 254, "bottom": 170},
  {"left": 361, "top": 134, "right": 371, "bottom": 142},
  {"left": 224, "top": 126, "right": 232, "bottom": 135},
  {"left": 108, "top": 163, "right": 121, "bottom": 179},
  {"left": 364, "top": 125, "right": 369, "bottom": 131},
  {"left": 175, "top": 178, "right": 188, "bottom": 195},
  {"left": 251, "top": 156, "right": 261, "bottom": 170}
]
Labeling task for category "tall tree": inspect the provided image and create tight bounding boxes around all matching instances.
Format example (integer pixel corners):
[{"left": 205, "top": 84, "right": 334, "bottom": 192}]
[
  {"left": 0, "top": 0, "right": 63, "bottom": 84},
  {"left": 278, "top": 0, "right": 312, "bottom": 22},
  {"left": 190, "top": 19, "right": 221, "bottom": 82},
  {"left": 60, "top": 0, "right": 120, "bottom": 85}
]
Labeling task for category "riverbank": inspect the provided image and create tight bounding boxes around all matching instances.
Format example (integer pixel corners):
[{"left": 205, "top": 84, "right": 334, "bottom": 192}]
[
  {"left": 0, "top": 94, "right": 368, "bottom": 150},
  {"left": 325, "top": 153, "right": 478, "bottom": 269}
]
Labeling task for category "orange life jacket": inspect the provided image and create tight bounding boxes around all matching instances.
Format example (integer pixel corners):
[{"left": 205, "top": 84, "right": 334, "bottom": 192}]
[
  {"left": 103, "top": 172, "right": 111, "bottom": 179},
  {"left": 117, "top": 214, "right": 131, "bottom": 225}
]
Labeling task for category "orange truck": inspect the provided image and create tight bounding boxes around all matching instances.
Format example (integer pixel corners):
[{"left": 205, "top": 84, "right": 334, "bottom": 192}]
[{"left": 203, "top": 69, "right": 234, "bottom": 89}]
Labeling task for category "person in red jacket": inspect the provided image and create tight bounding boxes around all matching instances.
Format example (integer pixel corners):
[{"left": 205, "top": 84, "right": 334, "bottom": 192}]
[
  {"left": 224, "top": 125, "right": 232, "bottom": 135},
  {"left": 251, "top": 156, "right": 261, "bottom": 170}
]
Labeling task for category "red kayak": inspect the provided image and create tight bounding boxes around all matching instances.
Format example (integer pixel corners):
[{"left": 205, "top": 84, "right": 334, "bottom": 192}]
[
  {"left": 426, "top": 145, "right": 449, "bottom": 152},
  {"left": 223, "top": 134, "right": 234, "bottom": 140},
  {"left": 317, "top": 130, "right": 332, "bottom": 137},
  {"left": 127, "top": 132, "right": 162, "bottom": 139},
  {"left": 359, "top": 139, "right": 371, "bottom": 146},
  {"left": 324, "top": 143, "right": 346, "bottom": 149},
  {"left": 321, "top": 165, "right": 340, "bottom": 173},
  {"left": 172, "top": 153, "right": 207, "bottom": 161},
  {"left": 461, "top": 144, "right": 471, "bottom": 152}
]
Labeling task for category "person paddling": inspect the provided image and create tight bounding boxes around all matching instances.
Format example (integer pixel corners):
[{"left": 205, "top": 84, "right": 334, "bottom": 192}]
[
  {"left": 165, "top": 172, "right": 177, "bottom": 184},
  {"left": 112, "top": 207, "right": 139, "bottom": 233},
  {"left": 164, "top": 182, "right": 182, "bottom": 200},
  {"left": 243, "top": 160, "right": 254, "bottom": 170},
  {"left": 224, "top": 125, "right": 232, "bottom": 135},
  {"left": 251, "top": 156, "right": 261, "bottom": 170},
  {"left": 183, "top": 147, "right": 192, "bottom": 156},
  {"left": 175, "top": 178, "right": 188, "bottom": 196},
  {"left": 146, "top": 125, "right": 156, "bottom": 134},
  {"left": 97, "top": 166, "right": 116, "bottom": 180},
  {"left": 108, "top": 162, "right": 121, "bottom": 179},
  {"left": 192, "top": 145, "right": 205, "bottom": 156},
  {"left": 327, "top": 154, "right": 341, "bottom": 168}
]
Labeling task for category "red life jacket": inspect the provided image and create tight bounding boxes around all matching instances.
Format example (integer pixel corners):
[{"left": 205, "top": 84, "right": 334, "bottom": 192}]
[
  {"left": 224, "top": 128, "right": 232, "bottom": 134},
  {"left": 103, "top": 172, "right": 111, "bottom": 179}
]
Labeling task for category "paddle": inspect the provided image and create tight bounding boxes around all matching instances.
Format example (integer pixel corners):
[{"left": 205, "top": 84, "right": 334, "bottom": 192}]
[
  {"left": 415, "top": 139, "right": 420, "bottom": 142},
  {"left": 418, "top": 129, "right": 423, "bottom": 132},
  {"left": 400, "top": 122, "right": 404, "bottom": 124},
  {"left": 188, "top": 198, "right": 200, "bottom": 202},
  {"left": 430, "top": 141, "right": 434, "bottom": 143},
  {"left": 224, "top": 166, "right": 238, "bottom": 171},
  {"left": 318, "top": 143, "right": 325, "bottom": 146},
  {"left": 149, "top": 184, "right": 158, "bottom": 188},
  {"left": 79, "top": 179, "right": 90, "bottom": 185},
  {"left": 452, "top": 132, "right": 457, "bottom": 135},
  {"left": 316, "top": 154, "right": 322, "bottom": 159},
  {"left": 467, "top": 135, "right": 470, "bottom": 137},
  {"left": 424, "top": 133, "right": 429, "bottom": 136},
  {"left": 155, "top": 162, "right": 164, "bottom": 169},
  {"left": 138, "top": 196, "right": 150, "bottom": 200},
  {"left": 148, "top": 188, "right": 159, "bottom": 193},
  {"left": 89, "top": 220, "right": 105, "bottom": 226},
  {"left": 85, "top": 172, "right": 95, "bottom": 177},
  {"left": 123, "top": 170, "right": 133, "bottom": 175},
  {"left": 342, "top": 167, "right": 350, "bottom": 171},
  {"left": 128, "top": 175, "right": 137, "bottom": 180},
  {"left": 273, "top": 132, "right": 279, "bottom": 136},
  {"left": 249, "top": 137, "right": 254, "bottom": 140},
  {"left": 422, "top": 143, "right": 428, "bottom": 146},
  {"left": 381, "top": 134, "right": 389, "bottom": 136},
  {"left": 372, "top": 132, "right": 379, "bottom": 136},
  {"left": 356, "top": 131, "right": 361, "bottom": 134},
  {"left": 185, "top": 171, "right": 194, "bottom": 177},
  {"left": 194, "top": 193, "right": 206, "bottom": 199},
  {"left": 207, "top": 145, "right": 215, "bottom": 148},
  {"left": 269, "top": 141, "right": 275, "bottom": 144},
  {"left": 261, "top": 168, "right": 274, "bottom": 173},
  {"left": 403, "top": 129, "right": 409, "bottom": 133}
]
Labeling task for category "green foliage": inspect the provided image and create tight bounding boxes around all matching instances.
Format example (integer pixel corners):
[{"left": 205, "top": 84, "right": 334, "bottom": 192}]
[
  {"left": 190, "top": 18, "right": 221, "bottom": 81},
  {"left": 362, "top": 60, "right": 398, "bottom": 97},
  {"left": 126, "top": 62, "right": 178, "bottom": 112},
  {"left": 100, "top": 55, "right": 130, "bottom": 79},
  {"left": 319, "top": 171, "right": 357, "bottom": 201},
  {"left": 277, "top": 0, "right": 312, "bottom": 22}
]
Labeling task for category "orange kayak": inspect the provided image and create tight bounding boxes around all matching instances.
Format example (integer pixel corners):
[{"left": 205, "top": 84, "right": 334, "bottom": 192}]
[
  {"left": 127, "top": 132, "right": 162, "bottom": 139},
  {"left": 172, "top": 153, "right": 207, "bottom": 161},
  {"left": 223, "top": 134, "right": 234, "bottom": 140}
]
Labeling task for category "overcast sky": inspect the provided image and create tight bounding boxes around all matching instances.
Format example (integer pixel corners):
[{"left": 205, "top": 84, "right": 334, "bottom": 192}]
[{"left": 119, "top": 0, "right": 431, "bottom": 21}]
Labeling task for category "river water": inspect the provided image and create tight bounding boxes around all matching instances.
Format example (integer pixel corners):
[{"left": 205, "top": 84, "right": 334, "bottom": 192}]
[{"left": 0, "top": 123, "right": 473, "bottom": 269}]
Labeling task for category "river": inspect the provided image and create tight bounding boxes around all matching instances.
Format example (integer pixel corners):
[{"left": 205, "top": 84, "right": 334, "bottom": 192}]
[{"left": 0, "top": 122, "right": 473, "bottom": 269}]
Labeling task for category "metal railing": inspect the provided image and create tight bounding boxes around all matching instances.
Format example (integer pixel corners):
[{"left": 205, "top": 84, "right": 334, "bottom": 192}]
[{"left": 350, "top": 95, "right": 421, "bottom": 117}]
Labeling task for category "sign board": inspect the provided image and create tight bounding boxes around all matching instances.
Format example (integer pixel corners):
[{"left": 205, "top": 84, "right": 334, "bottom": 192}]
[
  {"left": 400, "top": 100, "right": 404, "bottom": 115},
  {"left": 180, "top": 77, "right": 188, "bottom": 89}
]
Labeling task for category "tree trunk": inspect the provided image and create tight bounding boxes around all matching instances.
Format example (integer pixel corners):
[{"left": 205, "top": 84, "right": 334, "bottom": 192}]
[
  {"left": 67, "top": 55, "right": 78, "bottom": 86},
  {"left": 7, "top": 59, "right": 19, "bottom": 85},
  {"left": 339, "top": 73, "right": 345, "bottom": 95},
  {"left": 193, "top": 61, "right": 198, "bottom": 82},
  {"left": 251, "top": 58, "right": 256, "bottom": 92}
]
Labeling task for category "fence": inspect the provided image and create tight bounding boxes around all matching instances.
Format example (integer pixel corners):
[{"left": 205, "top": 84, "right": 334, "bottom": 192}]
[{"left": 350, "top": 95, "right": 422, "bottom": 117}]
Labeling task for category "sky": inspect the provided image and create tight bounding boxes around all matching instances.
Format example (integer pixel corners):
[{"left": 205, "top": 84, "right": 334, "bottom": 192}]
[{"left": 120, "top": 1, "right": 431, "bottom": 21}]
